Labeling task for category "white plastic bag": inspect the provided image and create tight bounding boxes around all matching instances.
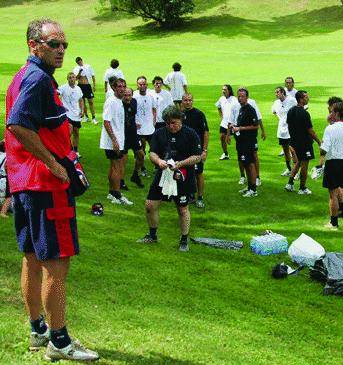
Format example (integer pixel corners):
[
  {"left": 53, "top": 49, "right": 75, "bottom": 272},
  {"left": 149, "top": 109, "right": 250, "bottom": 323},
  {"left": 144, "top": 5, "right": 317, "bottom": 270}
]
[{"left": 288, "top": 233, "right": 325, "bottom": 267}]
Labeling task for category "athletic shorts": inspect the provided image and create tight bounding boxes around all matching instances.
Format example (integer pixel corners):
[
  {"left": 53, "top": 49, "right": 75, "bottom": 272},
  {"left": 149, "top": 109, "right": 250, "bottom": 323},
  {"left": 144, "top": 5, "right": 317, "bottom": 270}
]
[
  {"left": 219, "top": 126, "right": 227, "bottom": 134},
  {"left": 147, "top": 173, "right": 190, "bottom": 207},
  {"left": 13, "top": 190, "right": 79, "bottom": 261},
  {"left": 194, "top": 161, "right": 204, "bottom": 175},
  {"left": 78, "top": 84, "right": 94, "bottom": 99},
  {"left": 323, "top": 159, "right": 343, "bottom": 189},
  {"left": 254, "top": 142, "right": 258, "bottom": 152},
  {"left": 293, "top": 145, "right": 314, "bottom": 161},
  {"left": 279, "top": 138, "right": 291, "bottom": 146},
  {"left": 237, "top": 147, "right": 256, "bottom": 166},
  {"left": 68, "top": 117, "right": 81, "bottom": 129},
  {"left": 105, "top": 149, "right": 125, "bottom": 160},
  {"left": 124, "top": 133, "right": 142, "bottom": 152},
  {"left": 139, "top": 134, "right": 153, "bottom": 144}
]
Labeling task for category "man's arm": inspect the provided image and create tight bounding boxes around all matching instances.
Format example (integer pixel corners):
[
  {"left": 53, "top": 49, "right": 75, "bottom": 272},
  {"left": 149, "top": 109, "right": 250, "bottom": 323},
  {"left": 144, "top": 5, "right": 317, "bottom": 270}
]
[
  {"left": 79, "top": 98, "right": 85, "bottom": 117},
  {"left": 174, "top": 155, "right": 201, "bottom": 170},
  {"left": 150, "top": 151, "right": 168, "bottom": 169},
  {"left": 92, "top": 76, "right": 96, "bottom": 92},
  {"left": 8, "top": 125, "right": 69, "bottom": 182},
  {"left": 103, "top": 120, "right": 119, "bottom": 151},
  {"left": 104, "top": 81, "right": 108, "bottom": 93},
  {"left": 217, "top": 108, "right": 223, "bottom": 119},
  {"left": 183, "top": 84, "right": 188, "bottom": 94},
  {"left": 152, "top": 107, "right": 157, "bottom": 126},
  {"left": 202, "top": 131, "right": 209, "bottom": 161},
  {"left": 232, "top": 124, "right": 259, "bottom": 132},
  {"left": 259, "top": 119, "right": 266, "bottom": 140},
  {"left": 308, "top": 128, "right": 321, "bottom": 145}
]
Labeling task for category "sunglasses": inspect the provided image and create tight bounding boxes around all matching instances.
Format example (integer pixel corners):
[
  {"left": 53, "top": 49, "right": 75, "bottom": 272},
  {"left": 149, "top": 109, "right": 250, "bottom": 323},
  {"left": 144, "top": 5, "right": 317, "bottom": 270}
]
[{"left": 37, "top": 39, "right": 68, "bottom": 49}]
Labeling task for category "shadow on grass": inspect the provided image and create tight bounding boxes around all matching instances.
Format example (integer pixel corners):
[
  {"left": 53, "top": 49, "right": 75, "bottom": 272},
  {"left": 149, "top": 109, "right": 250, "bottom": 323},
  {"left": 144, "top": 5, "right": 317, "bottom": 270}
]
[
  {"left": 98, "top": 349, "right": 202, "bottom": 365},
  {"left": 125, "top": 6, "right": 343, "bottom": 41}
]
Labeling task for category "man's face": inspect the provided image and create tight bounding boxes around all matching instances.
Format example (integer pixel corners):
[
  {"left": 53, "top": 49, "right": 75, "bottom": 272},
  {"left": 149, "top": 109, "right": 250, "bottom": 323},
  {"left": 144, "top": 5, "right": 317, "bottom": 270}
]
[
  {"left": 166, "top": 118, "right": 182, "bottom": 134},
  {"left": 153, "top": 80, "right": 163, "bottom": 93},
  {"left": 238, "top": 91, "right": 248, "bottom": 105},
  {"left": 275, "top": 88, "right": 285, "bottom": 100},
  {"left": 285, "top": 78, "right": 294, "bottom": 91},
  {"left": 123, "top": 88, "right": 133, "bottom": 103},
  {"left": 76, "top": 59, "right": 83, "bottom": 66},
  {"left": 222, "top": 86, "right": 229, "bottom": 97},
  {"left": 301, "top": 93, "right": 309, "bottom": 105},
  {"left": 137, "top": 78, "right": 147, "bottom": 94},
  {"left": 182, "top": 95, "right": 193, "bottom": 110},
  {"left": 31, "top": 23, "right": 67, "bottom": 69},
  {"left": 67, "top": 73, "right": 76, "bottom": 86},
  {"left": 114, "top": 81, "right": 126, "bottom": 99}
]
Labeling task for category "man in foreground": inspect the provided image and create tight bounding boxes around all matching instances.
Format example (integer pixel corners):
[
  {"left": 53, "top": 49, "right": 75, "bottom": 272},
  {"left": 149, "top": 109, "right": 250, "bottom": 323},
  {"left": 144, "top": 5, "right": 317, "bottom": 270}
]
[
  {"left": 5, "top": 18, "right": 98, "bottom": 361},
  {"left": 320, "top": 101, "right": 343, "bottom": 229},
  {"left": 285, "top": 90, "right": 321, "bottom": 194},
  {"left": 137, "top": 105, "right": 201, "bottom": 252}
]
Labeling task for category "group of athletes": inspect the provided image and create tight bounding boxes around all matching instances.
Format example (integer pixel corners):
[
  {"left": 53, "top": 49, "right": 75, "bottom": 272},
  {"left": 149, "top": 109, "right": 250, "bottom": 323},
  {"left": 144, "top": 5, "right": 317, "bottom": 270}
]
[{"left": 2, "top": 17, "right": 343, "bottom": 363}]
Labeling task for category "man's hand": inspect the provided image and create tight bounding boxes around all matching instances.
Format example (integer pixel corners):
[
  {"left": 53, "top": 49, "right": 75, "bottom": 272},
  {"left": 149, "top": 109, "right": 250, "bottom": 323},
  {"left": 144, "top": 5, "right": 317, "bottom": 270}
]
[
  {"left": 201, "top": 151, "right": 207, "bottom": 161},
  {"left": 93, "top": 85, "right": 96, "bottom": 93},
  {"left": 48, "top": 160, "right": 69, "bottom": 183},
  {"left": 261, "top": 130, "right": 267, "bottom": 140},
  {"left": 157, "top": 159, "right": 168, "bottom": 170},
  {"left": 232, "top": 126, "right": 240, "bottom": 133}
]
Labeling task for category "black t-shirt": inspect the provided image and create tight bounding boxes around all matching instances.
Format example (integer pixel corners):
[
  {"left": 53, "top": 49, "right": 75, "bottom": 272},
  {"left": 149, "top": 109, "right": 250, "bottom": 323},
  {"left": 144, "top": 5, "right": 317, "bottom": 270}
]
[
  {"left": 123, "top": 99, "right": 137, "bottom": 134},
  {"left": 286, "top": 105, "right": 313, "bottom": 147},
  {"left": 150, "top": 125, "right": 202, "bottom": 177},
  {"left": 236, "top": 103, "right": 258, "bottom": 145},
  {"left": 183, "top": 108, "right": 209, "bottom": 148}
]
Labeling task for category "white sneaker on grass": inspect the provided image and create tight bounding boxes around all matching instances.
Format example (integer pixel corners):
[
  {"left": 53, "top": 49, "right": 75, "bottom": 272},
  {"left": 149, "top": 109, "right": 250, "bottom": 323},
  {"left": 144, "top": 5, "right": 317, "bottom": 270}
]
[
  {"left": 118, "top": 195, "right": 133, "bottom": 205},
  {"left": 45, "top": 340, "right": 99, "bottom": 362},
  {"left": 92, "top": 118, "right": 98, "bottom": 125},
  {"left": 324, "top": 222, "right": 339, "bottom": 230},
  {"left": 29, "top": 328, "right": 50, "bottom": 351},
  {"left": 242, "top": 189, "right": 258, "bottom": 198},
  {"left": 294, "top": 172, "right": 300, "bottom": 180},
  {"left": 256, "top": 178, "right": 261, "bottom": 186},
  {"left": 238, "top": 177, "right": 246, "bottom": 185},
  {"left": 239, "top": 187, "right": 248, "bottom": 194},
  {"left": 219, "top": 153, "right": 229, "bottom": 160},
  {"left": 285, "top": 183, "right": 294, "bottom": 192},
  {"left": 311, "top": 166, "right": 324, "bottom": 180},
  {"left": 281, "top": 169, "right": 291, "bottom": 176},
  {"left": 298, "top": 188, "right": 312, "bottom": 195},
  {"left": 278, "top": 150, "right": 284, "bottom": 157}
]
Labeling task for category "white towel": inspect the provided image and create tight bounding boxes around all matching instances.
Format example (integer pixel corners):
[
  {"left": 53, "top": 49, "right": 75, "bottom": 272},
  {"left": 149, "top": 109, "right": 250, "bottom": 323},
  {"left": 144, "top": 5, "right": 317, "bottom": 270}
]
[{"left": 159, "top": 168, "right": 177, "bottom": 198}]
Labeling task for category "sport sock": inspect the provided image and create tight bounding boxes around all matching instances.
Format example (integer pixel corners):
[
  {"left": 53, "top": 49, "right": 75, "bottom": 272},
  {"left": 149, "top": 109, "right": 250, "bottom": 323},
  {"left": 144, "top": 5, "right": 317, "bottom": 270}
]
[
  {"left": 180, "top": 234, "right": 188, "bottom": 243},
  {"left": 50, "top": 326, "right": 71, "bottom": 349},
  {"left": 73, "top": 146, "right": 78, "bottom": 152},
  {"left": 30, "top": 315, "right": 48, "bottom": 335},
  {"left": 288, "top": 177, "right": 294, "bottom": 185},
  {"left": 251, "top": 184, "right": 256, "bottom": 192},
  {"left": 197, "top": 195, "right": 203, "bottom": 200},
  {"left": 330, "top": 216, "right": 338, "bottom": 227},
  {"left": 149, "top": 227, "right": 157, "bottom": 239},
  {"left": 286, "top": 160, "right": 291, "bottom": 171},
  {"left": 113, "top": 190, "right": 122, "bottom": 199}
]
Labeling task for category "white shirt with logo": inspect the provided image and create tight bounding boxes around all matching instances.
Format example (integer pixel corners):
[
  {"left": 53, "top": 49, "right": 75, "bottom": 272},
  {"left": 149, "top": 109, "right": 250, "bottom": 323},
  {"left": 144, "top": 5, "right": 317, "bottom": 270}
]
[
  {"left": 73, "top": 64, "right": 95, "bottom": 84},
  {"left": 133, "top": 91, "right": 156, "bottom": 136},
  {"left": 321, "top": 122, "right": 343, "bottom": 160},
  {"left": 272, "top": 96, "right": 297, "bottom": 139},
  {"left": 100, "top": 95, "right": 125, "bottom": 150},
  {"left": 58, "top": 84, "right": 83, "bottom": 121},
  {"left": 215, "top": 95, "right": 238, "bottom": 128},
  {"left": 103, "top": 67, "right": 125, "bottom": 82},
  {"left": 149, "top": 89, "right": 173, "bottom": 125},
  {"left": 164, "top": 71, "right": 187, "bottom": 101}
]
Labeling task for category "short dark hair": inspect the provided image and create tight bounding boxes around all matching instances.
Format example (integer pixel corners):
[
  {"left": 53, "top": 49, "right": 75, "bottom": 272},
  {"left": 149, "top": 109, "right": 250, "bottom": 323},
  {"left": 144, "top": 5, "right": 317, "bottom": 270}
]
[
  {"left": 172, "top": 62, "right": 181, "bottom": 71},
  {"left": 285, "top": 76, "right": 294, "bottom": 83},
  {"left": 276, "top": 86, "right": 286, "bottom": 96},
  {"left": 0, "top": 140, "right": 5, "bottom": 153},
  {"left": 162, "top": 105, "right": 184, "bottom": 122},
  {"left": 26, "top": 18, "right": 60, "bottom": 42},
  {"left": 295, "top": 90, "right": 307, "bottom": 103},
  {"left": 109, "top": 77, "right": 125, "bottom": 88},
  {"left": 152, "top": 76, "right": 163, "bottom": 84},
  {"left": 237, "top": 87, "right": 249, "bottom": 97},
  {"left": 75, "top": 56, "right": 82, "bottom": 63},
  {"left": 182, "top": 93, "right": 193, "bottom": 100},
  {"left": 332, "top": 102, "right": 343, "bottom": 119},
  {"left": 137, "top": 75, "right": 147, "bottom": 82},
  {"left": 110, "top": 59, "right": 119, "bottom": 68},
  {"left": 328, "top": 96, "right": 343, "bottom": 107},
  {"left": 67, "top": 72, "right": 75, "bottom": 78},
  {"left": 223, "top": 84, "right": 234, "bottom": 97}
]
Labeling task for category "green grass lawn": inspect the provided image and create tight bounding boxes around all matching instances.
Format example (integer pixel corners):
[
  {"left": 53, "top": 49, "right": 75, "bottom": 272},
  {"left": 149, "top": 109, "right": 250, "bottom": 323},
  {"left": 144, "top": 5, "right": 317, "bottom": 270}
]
[{"left": 0, "top": 1, "right": 342, "bottom": 364}]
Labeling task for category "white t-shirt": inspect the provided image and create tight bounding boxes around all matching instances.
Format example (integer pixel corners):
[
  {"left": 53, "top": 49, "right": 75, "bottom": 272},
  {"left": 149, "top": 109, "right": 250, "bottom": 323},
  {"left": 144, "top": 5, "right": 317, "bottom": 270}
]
[
  {"left": 321, "top": 121, "right": 343, "bottom": 160},
  {"left": 215, "top": 95, "right": 238, "bottom": 128},
  {"left": 285, "top": 87, "right": 297, "bottom": 98},
  {"left": 100, "top": 95, "right": 125, "bottom": 150},
  {"left": 133, "top": 91, "right": 156, "bottom": 136},
  {"left": 149, "top": 89, "right": 173, "bottom": 125},
  {"left": 164, "top": 71, "right": 187, "bottom": 101},
  {"left": 58, "top": 84, "right": 83, "bottom": 121},
  {"left": 73, "top": 64, "right": 95, "bottom": 84},
  {"left": 105, "top": 88, "right": 114, "bottom": 100},
  {"left": 103, "top": 67, "right": 125, "bottom": 82},
  {"left": 272, "top": 96, "right": 297, "bottom": 139},
  {"left": 228, "top": 98, "right": 262, "bottom": 126}
]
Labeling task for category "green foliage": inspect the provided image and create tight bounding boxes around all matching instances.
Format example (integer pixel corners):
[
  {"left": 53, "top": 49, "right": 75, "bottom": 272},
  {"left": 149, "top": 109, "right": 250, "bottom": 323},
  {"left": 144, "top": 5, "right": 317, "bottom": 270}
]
[{"left": 103, "top": 0, "right": 195, "bottom": 28}]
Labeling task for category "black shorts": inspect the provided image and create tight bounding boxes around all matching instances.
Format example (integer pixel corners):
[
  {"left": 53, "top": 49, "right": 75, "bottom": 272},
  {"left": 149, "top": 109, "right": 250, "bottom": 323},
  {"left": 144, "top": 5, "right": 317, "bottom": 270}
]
[
  {"left": 194, "top": 161, "right": 204, "bottom": 175},
  {"left": 279, "top": 138, "right": 291, "bottom": 146},
  {"left": 323, "top": 159, "right": 343, "bottom": 189},
  {"left": 237, "top": 144, "right": 256, "bottom": 165},
  {"left": 293, "top": 145, "right": 314, "bottom": 161},
  {"left": 139, "top": 134, "right": 153, "bottom": 144},
  {"left": 147, "top": 172, "right": 190, "bottom": 207},
  {"left": 78, "top": 84, "right": 94, "bottom": 99},
  {"left": 68, "top": 117, "right": 81, "bottom": 129},
  {"left": 219, "top": 126, "right": 227, "bottom": 134},
  {"left": 124, "top": 133, "right": 142, "bottom": 152},
  {"left": 105, "top": 149, "right": 124, "bottom": 160}
]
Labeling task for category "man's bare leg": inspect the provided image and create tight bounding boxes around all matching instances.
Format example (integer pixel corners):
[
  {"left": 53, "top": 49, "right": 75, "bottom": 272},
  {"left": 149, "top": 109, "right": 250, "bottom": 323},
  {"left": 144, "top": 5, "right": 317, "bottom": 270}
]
[
  {"left": 299, "top": 160, "right": 309, "bottom": 189},
  {"left": 176, "top": 205, "right": 191, "bottom": 235}
]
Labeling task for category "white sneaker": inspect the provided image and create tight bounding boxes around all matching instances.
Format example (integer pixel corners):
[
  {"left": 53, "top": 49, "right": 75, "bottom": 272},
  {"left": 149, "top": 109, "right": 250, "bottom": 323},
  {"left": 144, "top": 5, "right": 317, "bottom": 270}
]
[
  {"left": 45, "top": 340, "right": 99, "bottom": 362},
  {"left": 281, "top": 169, "right": 291, "bottom": 176},
  {"left": 278, "top": 150, "right": 284, "bottom": 157},
  {"left": 84, "top": 116, "right": 90, "bottom": 122},
  {"left": 324, "top": 222, "right": 339, "bottom": 230},
  {"left": 118, "top": 195, "right": 133, "bottom": 205},
  {"left": 242, "top": 189, "right": 258, "bottom": 198},
  {"left": 219, "top": 153, "right": 229, "bottom": 160},
  {"left": 92, "top": 118, "right": 98, "bottom": 125},
  {"left": 29, "top": 328, "right": 50, "bottom": 351},
  {"left": 238, "top": 177, "right": 246, "bottom": 185},
  {"left": 141, "top": 169, "right": 150, "bottom": 178},
  {"left": 107, "top": 193, "right": 115, "bottom": 201},
  {"left": 298, "top": 188, "right": 312, "bottom": 195},
  {"left": 294, "top": 172, "right": 300, "bottom": 180},
  {"left": 239, "top": 187, "right": 248, "bottom": 194},
  {"left": 256, "top": 178, "right": 261, "bottom": 186},
  {"left": 285, "top": 183, "right": 294, "bottom": 192},
  {"left": 311, "top": 166, "right": 324, "bottom": 180}
]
